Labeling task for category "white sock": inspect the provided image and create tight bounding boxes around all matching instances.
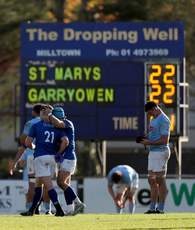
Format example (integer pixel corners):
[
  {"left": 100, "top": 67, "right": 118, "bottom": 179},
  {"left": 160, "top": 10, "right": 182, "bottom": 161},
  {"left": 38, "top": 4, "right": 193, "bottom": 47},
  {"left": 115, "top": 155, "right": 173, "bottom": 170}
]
[
  {"left": 67, "top": 204, "right": 74, "bottom": 213},
  {"left": 74, "top": 197, "right": 81, "bottom": 206}
]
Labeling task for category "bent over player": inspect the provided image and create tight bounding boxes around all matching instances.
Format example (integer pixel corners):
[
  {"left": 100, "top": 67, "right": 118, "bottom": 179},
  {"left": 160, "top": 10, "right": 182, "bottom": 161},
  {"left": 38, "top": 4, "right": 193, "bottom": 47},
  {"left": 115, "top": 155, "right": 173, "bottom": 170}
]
[{"left": 107, "top": 165, "right": 139, "bottom": 214}]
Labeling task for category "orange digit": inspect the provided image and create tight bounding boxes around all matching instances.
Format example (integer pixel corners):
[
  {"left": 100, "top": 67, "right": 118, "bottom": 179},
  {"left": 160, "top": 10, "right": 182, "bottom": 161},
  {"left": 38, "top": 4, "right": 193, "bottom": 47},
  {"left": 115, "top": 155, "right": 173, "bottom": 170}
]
[
  {"left": 163, "top": 85, "right": 175, "bottom": 104},
  {"left": 150, "top": 65, "right": 161, "bottom": 84},
  {"left": 150, "top": 85, "right": 161, "bottom": 103},
  {"left": 164, "top": 65, "right": 175, "bottom": 84},
  {"left": 170, "top": 114, "right": 175, "bottom": 131}
]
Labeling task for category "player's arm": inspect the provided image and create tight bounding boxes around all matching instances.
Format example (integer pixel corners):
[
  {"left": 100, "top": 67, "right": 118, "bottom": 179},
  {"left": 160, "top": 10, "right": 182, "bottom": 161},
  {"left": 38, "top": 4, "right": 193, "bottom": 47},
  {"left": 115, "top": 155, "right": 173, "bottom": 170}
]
[
  {"left": 121, "top": 188, "right": 132, "bottom": 208},
  {"left": 19, "top": 159, "right": 27, "bottom": 168},
  {"left": 20, "top": 120, "right": 32, "bottom": 144},
  {"left": 20, "top": 133, "right": 27, "bottom": 145},
  {"left": 108, "top": 185, "right": 115, "bottom": 200},
  {"left": 40, "top": 108, "right": 50, "bottom": 123},
  {"left": 9, "top": 146, "right": 26, "bottom": 175},
  {"left": 108, "top": 185, "right": 121, "bottom": 207},
  {"left": 25, "top": 136, "right": 36, "bottom": 150},
  {"left": 140, "top": 134, "right": 169, "bottom": 146},
  {"left": 49, "top": 114, "right": 66, "bottom": 129},
  {"left": 54, "top": 136, "right": 69, "bottom": 163},
  {"left": 58, "top": 136, "right": 69, "bottom": 154}
]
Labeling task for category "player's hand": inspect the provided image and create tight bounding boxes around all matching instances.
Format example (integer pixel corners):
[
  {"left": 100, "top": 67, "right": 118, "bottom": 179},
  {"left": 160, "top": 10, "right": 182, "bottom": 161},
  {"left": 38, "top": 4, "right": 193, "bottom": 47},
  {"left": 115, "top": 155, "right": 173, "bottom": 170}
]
[
  {"left": 120, "top": 201, "right": 126, "bottom": 208},
  {"left": 54, "top": 153, "right": 64, "bottom": 163},
  {"left": 114, "top": 199, "right": 121, "bottom": 207},
  {"left": 40, "top": 114, "right": 50, "bottom": 123},
  {"left": 140, "top": 139, "right": 150, "bottom": 145},
  {"left": 45, "top": 107, "right": 52, "bottom": 115},
  {"left": 9, "top": 164, "right": 16, "bottom": 175}
]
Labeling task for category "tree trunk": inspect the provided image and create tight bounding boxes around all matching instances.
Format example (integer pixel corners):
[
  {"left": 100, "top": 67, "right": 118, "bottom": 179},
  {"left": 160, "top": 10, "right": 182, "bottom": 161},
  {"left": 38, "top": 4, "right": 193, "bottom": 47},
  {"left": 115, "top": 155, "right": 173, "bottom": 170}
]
[{"left": 55, "top": 0, "right": 64, "bottom": 22}]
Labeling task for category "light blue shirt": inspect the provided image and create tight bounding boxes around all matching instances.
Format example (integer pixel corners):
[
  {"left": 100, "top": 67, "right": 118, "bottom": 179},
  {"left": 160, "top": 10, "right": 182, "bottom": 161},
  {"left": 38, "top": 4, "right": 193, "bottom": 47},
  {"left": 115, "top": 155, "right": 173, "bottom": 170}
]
[
  {"left": 148, "top": 112, "right": 171, "bottom": 151},
  {"left": 23, "top": 117, "right": 40, "bottom": 156},
  {"left": 107, "top": 165, "right": 138, "bottom": 188}
]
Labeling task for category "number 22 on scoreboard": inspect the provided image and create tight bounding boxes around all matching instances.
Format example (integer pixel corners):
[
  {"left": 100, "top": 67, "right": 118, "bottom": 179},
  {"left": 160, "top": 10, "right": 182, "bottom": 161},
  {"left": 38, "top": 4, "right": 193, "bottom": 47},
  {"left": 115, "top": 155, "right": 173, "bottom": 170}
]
[{"left": 149, "top": 64, "right": 176, "bottom": 104}]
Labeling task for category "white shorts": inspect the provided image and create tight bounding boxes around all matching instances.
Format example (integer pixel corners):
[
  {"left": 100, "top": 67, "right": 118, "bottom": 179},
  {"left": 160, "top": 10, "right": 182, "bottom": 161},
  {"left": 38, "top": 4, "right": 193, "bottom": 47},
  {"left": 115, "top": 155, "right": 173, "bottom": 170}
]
[
  {"left": 27, "top": 155, "right": 35, "bottom": 175},
  {"left": 59, "top": 159, "right": 76, "bottom": 174},
  {"left": 35, "top": 155, "right": 56, "bottom": 178},
  {"left": 114, "top": 184, "right": 125, "bottom": 195},
  {"left": 148, "top": 150, "right": 171, "bottom": 172},
  {"left": 131, "top": 175, "right": 139, "bottom": 192},
  {"left": 115, "top": 175, "right": 139, "bottom": 194}
]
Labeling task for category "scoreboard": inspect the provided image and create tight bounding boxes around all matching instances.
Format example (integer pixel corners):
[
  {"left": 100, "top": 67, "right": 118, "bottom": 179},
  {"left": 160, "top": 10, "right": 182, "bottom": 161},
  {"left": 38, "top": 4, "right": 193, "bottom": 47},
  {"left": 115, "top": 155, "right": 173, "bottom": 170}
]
[{"left": 20, "top": 22, "right": 187, "bottom": 140}]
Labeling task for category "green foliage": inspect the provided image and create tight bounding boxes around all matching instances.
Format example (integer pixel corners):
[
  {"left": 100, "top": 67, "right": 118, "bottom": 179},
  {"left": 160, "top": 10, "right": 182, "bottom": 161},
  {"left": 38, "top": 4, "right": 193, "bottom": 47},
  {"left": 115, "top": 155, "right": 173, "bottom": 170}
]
[
  {"left": 0, "top": 0, "right": 54, "bottom": 63},
  {"left": 99, "top": 0, "right": 161, "bottom": 21}
]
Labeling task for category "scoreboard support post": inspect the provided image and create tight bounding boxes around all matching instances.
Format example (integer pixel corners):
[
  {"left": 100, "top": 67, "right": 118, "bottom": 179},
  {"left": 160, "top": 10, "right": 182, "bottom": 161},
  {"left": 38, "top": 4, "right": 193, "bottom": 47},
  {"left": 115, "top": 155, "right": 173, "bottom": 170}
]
[
  {"left": 102, "top": 140, "right": 107, "bottom": 177},
  {"left": 171, "top": 137, "right": 182, "bottom": 178}
]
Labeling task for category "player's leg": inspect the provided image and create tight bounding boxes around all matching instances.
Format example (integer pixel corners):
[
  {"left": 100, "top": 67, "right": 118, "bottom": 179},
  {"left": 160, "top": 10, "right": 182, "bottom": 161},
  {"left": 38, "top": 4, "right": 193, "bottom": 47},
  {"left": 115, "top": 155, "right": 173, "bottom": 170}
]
[
  {"left": 155, "top": 171, "right": 167, "bottom": 213},
  {"left": 41, "top": 175, "right": 64, "bottom": 216},
  {"left": 22, "top": 155, "right": 64, "bottom": 216},
  {"left": 57, "top": 159, "right": 85, "bottom": 216},
  {"left": 155, "top": 150, "right": 170, "bottom": 213},
  {"left": 45, "top": 155, "right": 65, "bottom": 216},
  {"left": 23, "top": 180, "right": 29, "bottom": 209},
  {"left": 57, "top": 170, "right": 74, "bottom": 214},
  {"left": 147, "top": 170, "right": 159, "bottom": 212},
  {"left": 20, "top": 177, "right": 43, "bottom": 216},
  {"left": 128, "top": 175, "right": 139, "bottom": 213},
  {"left": 26, "top": 155, "right": 41, "bottom": 214},
  {"left": 145, "top": 151, "right": 159, "bottom": 213},
  {"left": 43, "top": 186, "right": 52, "bottom": 215},
  {"left": 116, "top": 193, "right": 123, "bottom": 213},
  {"left": 26, "top": 155, "right": 36, "bottom": 210},
  {"left": 148, "top": 171, "right": 159, "bottom": 203},
  {"left": 128, "top": 189, "right": 136, "bottom": 213},
  {"left": 115, "top": 184, "right": 126, "bottom": 214}
]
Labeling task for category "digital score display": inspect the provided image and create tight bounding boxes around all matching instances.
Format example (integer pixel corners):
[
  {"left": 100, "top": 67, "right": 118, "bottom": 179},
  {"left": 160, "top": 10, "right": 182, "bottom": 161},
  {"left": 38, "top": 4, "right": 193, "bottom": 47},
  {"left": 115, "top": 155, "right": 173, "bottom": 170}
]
[{"left": 145, "top": 63, "right": 179, "bottom": 135}]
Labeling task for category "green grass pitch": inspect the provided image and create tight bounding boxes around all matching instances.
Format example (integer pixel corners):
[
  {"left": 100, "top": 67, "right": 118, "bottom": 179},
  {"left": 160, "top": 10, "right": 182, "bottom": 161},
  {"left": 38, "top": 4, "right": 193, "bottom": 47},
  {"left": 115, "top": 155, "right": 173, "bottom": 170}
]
[{"left": 1, "top": 213, "right": 195, "bottom": 230}]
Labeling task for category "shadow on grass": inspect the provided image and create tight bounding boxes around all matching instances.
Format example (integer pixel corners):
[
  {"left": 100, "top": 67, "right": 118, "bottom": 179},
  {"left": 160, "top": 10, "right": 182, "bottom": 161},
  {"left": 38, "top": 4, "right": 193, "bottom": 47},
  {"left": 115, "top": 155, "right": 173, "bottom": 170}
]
[{"left": 121, "top": 228, "right": 195, "bottom": 230}]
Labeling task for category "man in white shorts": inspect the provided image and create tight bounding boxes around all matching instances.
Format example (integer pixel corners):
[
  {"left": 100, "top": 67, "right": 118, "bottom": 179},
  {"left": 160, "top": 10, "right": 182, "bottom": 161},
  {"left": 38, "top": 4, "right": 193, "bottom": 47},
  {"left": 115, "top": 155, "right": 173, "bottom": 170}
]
[
  {"left": 139, "top": 101, "right": 171, "bottom": 214},
  {"left": 10, "top": 104, "right": 52, "bottom": 214},
  {"left": 107, "top": 165, "right": 139, "bottom": 214},
  {"left": 41, "top": 106, "right": 86, "bottom": 216}
]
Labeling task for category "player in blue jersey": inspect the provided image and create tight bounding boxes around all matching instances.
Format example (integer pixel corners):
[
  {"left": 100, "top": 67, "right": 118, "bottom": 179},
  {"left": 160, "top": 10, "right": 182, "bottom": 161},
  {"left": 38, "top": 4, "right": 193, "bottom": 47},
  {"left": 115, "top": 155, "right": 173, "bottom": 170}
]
[
  {"left": 20, "top": 107, "right": 69, "bottom": 216},
  {"left": 107, "top": 165, "right": 139, "bottom": 214},
  {"left": 41, "top": 106, "right": 86, "bottom": 216},
  {"left": 10, "top": 104, "right": 52, "bottom": 214},
  {"left": 139, "top": 101, "right": 171, "bottom": 214}
]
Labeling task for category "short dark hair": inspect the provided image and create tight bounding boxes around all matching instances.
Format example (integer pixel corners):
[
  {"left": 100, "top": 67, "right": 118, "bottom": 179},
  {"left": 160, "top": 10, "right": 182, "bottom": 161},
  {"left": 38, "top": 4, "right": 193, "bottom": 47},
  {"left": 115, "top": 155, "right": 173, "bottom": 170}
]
[
  {"left": 33, "top": 103, "right": 46, "bottom": 115},
  {"left": 111, "top": 171, "right": 122, "bottom": 183},
  {"left": 145, "top": 101, "right": 157, "bottom": 112}
]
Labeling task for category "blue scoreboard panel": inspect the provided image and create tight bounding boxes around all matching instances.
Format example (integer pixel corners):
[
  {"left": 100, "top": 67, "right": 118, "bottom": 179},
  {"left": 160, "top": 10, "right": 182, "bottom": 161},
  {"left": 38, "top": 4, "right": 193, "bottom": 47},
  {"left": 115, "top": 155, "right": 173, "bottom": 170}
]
[{"left": 20, "top": 22, "right": 185, "bottom": 140}]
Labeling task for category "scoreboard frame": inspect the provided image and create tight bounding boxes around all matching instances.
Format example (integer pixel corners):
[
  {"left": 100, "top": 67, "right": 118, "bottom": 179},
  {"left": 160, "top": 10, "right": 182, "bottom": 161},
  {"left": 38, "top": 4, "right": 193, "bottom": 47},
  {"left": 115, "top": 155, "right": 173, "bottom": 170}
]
[{"left": 18, "top": 22, "right": 188, "bottom": 141}]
